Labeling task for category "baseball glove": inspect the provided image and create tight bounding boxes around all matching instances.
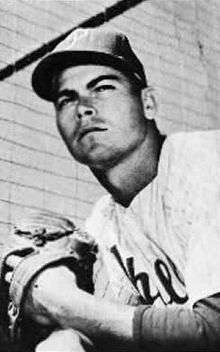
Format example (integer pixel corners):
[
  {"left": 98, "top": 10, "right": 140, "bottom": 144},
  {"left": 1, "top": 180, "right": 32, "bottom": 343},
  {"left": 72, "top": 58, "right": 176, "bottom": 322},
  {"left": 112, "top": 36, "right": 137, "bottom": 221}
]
[{"left": 0, "top": 210, "right": 98, "bottom": 351}]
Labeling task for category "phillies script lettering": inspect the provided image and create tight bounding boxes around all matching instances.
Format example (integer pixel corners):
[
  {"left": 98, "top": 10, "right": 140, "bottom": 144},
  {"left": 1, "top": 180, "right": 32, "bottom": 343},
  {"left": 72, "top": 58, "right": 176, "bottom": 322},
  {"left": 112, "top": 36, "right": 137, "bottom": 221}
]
[{"left": 111, "top": 245, "right": 188, "bottom": 305}]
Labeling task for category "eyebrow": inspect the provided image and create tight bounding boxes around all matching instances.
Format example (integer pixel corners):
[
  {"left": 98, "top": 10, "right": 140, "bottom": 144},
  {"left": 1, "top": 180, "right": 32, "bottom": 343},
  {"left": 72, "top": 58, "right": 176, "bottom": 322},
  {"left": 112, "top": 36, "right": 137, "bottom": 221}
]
[
  {"left": 87, "top": 74, "right": 120, "bottom": 89},
  {"left": 54, "top": 74, "right": 120, "bottom": 102}
]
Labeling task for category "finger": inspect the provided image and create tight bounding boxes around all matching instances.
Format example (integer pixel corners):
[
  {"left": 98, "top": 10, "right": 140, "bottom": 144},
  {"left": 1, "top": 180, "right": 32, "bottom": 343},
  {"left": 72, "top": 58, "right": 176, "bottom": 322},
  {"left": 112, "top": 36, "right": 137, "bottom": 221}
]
[
  {"left": 5, "top": 271, "right": 13, "bottom": 283},
  {"left": 6, "top": 254, "right": 22, "bottom": 268}
]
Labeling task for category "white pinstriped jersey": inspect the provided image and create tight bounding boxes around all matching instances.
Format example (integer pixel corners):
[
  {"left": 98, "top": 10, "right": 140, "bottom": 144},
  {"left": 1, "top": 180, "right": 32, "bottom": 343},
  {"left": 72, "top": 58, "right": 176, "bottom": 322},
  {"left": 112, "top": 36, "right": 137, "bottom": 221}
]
[{"left": 85, "top": 131, "right": 220, "bottom": 308}]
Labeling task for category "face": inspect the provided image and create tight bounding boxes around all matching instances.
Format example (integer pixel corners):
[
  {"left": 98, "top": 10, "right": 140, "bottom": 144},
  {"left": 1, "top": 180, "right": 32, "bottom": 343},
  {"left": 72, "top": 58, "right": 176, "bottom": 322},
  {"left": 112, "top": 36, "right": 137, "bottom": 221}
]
[{"left": 53, "top": 64, "right": 148, "bottom": 169}]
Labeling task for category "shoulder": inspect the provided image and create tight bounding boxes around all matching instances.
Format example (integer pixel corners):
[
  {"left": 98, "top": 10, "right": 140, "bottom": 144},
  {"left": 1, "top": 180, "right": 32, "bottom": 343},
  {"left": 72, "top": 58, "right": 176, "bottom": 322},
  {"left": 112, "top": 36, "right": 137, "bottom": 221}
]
[
  {"left": 157, "top": 130, "right": 220, "bottom": 210},
  {"left": 85, "top": 194, "right": 113, "bottom": 239},
  {"left": 89, "top": 194, "right": 113, "bottom": 215},
  {"left": 165, "top": 129, "right": 220, "bottom": 153},
  {"left": 161, "top": 130, "right": 220, "bottom": 168}
]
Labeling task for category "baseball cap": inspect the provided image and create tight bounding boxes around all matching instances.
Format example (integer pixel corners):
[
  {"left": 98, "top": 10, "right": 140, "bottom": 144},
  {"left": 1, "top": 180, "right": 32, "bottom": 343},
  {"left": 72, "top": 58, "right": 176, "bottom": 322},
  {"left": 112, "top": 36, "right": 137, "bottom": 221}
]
[{"left": 32, "top": 27, "right": 147, "bottom": 101}]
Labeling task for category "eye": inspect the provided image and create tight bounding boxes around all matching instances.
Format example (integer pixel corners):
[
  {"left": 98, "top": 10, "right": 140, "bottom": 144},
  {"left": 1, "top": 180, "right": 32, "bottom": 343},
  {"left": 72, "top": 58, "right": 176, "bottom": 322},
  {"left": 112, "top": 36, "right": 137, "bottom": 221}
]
[
  {"left": 56, "top": 98, "right": 70, "bottom": 110},
  {"left": 55, "top": 95, "right": 77, "bottom": 110},
  {"left": 94, "top": 84, "right": 115, "bottom": 93}
]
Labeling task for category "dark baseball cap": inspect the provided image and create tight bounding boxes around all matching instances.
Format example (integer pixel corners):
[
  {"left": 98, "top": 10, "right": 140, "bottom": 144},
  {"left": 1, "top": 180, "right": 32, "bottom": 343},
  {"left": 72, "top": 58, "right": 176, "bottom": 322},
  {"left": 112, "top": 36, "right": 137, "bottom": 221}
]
[{"left": 32, "top": 27, "right": 147, "bottom": 102}]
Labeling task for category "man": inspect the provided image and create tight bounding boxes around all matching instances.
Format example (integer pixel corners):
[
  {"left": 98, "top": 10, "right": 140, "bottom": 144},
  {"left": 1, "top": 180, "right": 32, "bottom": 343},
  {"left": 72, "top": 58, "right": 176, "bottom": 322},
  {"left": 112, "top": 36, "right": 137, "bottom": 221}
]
[{"left": 6, "top": 27, "right": 220, "bottom": 351}]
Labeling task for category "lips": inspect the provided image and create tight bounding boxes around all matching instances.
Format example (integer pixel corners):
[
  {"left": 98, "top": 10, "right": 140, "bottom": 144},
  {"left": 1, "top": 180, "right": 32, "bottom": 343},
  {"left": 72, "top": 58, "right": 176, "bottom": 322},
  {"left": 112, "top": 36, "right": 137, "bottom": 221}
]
[{"left": 78, "top": 127, "right": 107, "bottom": 140}]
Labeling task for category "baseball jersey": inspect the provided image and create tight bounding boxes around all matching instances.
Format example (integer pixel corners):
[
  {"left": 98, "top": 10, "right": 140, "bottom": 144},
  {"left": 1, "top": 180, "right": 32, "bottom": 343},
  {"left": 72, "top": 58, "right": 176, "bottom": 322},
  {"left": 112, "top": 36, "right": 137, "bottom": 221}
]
[{"left": 85, "top": 130, "right": 220, "bottom": 309}]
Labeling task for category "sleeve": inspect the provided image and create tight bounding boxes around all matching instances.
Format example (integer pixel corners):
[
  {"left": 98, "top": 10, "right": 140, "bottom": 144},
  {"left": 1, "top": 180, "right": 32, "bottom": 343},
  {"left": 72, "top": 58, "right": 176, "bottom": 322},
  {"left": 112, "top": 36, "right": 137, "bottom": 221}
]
[{"left": 133, "top": 293, "right": 220, "bottom": 351}]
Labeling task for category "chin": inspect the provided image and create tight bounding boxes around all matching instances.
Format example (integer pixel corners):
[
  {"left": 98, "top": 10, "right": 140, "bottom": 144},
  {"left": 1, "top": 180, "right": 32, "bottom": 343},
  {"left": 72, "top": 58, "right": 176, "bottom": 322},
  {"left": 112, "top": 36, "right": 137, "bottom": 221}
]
[
  {"left": 69, "top": 143, "right": 123, "bottom": 169},
  {"left": 74, "top": 151, "right": 118, "bottom": 169}
]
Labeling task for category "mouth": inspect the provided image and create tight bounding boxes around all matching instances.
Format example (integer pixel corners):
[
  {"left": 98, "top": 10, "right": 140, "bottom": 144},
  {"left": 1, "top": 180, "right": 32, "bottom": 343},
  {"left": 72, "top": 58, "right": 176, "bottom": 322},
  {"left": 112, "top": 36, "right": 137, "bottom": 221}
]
[{"left": 78, "top": 127, "right": 107, "bottom": 140}]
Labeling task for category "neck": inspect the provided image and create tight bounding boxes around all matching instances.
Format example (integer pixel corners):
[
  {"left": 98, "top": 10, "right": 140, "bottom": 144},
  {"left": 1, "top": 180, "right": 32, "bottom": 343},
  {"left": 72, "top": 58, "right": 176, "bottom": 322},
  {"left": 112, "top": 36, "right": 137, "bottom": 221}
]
[{"left": 91, "top": 121, "right": 165, "bottom": 207}]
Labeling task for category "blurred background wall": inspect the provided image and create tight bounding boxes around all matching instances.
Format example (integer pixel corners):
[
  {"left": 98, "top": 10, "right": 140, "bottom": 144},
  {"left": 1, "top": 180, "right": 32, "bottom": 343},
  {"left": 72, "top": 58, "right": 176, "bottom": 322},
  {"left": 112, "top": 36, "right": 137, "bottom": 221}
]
[{"left": 0, "top": 0, "right": 220, "bottom": 241}]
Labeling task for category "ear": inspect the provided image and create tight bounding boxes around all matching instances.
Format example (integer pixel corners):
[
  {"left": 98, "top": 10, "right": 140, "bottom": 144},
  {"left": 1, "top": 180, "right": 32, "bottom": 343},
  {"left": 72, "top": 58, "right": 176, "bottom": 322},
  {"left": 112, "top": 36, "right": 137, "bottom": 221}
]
[{"left": 141, "top": 86, "right": 157, "bottom": 120}]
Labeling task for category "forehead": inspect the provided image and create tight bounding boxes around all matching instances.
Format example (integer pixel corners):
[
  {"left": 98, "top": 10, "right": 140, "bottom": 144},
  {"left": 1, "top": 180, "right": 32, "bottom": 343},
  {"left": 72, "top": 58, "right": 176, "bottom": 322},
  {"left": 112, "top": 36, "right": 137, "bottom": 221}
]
[{"left": 56, "top": 64, "right": 130, "bottom": 89}]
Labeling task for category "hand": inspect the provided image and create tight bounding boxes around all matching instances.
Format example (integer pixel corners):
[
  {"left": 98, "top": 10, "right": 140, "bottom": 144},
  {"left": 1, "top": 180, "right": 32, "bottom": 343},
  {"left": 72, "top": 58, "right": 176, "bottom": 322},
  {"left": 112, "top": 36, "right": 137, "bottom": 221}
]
[
  {"left": 6, "top": 254, "right": 135, "bottom": 349},
  {"left": 6, "top": 254, "right": 78, "bottom": 326},
  {"left": 35, "top": 329, "right": 89, "bottom": 352},
  {"left": 6, "top": 255, "right": 95, "bottom": 351}
]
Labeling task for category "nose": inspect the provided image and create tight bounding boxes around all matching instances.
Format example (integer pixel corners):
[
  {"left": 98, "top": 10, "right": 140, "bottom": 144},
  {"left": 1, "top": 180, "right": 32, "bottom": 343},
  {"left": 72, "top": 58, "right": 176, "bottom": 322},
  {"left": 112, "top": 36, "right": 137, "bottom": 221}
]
[{"left": 76, "top": 102, "right": 96, "bottom": 120}]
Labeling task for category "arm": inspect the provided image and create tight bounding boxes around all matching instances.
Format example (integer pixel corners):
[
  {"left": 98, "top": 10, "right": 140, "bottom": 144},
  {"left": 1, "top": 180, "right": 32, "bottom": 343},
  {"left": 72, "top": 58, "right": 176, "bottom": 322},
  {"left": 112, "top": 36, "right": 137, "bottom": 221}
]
[
  {"left": 25, "top": 266, "right": 136, "bottom": 351},
  {"left": 133, "top": 294, "right": 220, "bottom": 351},
  {"left": 24, "top": 265, "right": 220, "bottom": 352}
]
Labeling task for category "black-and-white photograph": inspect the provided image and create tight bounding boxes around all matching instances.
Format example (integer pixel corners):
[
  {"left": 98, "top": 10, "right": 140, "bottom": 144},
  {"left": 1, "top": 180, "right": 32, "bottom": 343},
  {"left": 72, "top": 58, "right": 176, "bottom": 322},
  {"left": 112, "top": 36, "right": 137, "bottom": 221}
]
[{"left": 0, "top": 0, "right": 220, "bottom": 351}]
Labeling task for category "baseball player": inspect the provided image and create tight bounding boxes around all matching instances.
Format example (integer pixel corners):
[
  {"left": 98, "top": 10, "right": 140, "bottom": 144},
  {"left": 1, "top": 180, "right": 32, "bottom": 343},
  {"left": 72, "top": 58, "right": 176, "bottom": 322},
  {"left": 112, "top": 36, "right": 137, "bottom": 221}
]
[{"left": 2, "top": 27, "right": 220, "bottom": 351}]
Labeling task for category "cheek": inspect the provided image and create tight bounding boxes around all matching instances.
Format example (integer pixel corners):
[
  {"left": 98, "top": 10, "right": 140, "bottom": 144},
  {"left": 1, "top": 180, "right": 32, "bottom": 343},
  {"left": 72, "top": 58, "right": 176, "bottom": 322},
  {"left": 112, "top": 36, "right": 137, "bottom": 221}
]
[
  {"left": 111, "top": 99, "right": 145, "bottom": 134},
  {"left": 56, "top": 110, "right": 75, "bottom": 139}
]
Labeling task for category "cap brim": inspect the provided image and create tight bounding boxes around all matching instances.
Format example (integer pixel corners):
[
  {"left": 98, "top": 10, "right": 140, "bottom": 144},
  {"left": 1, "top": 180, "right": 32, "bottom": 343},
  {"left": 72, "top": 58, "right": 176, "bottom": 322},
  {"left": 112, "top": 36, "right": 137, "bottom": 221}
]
[{"left": 32, "top": 51, "right": 146, "bottom": 101}]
